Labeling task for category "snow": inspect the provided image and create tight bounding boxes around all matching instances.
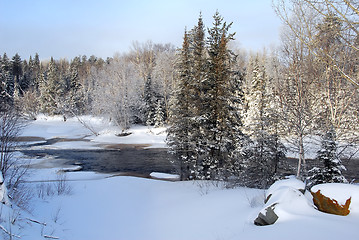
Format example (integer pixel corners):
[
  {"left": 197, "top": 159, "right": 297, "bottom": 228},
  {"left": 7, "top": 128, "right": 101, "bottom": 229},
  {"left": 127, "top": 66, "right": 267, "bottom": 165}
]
[
  {"left": 261, "top": 177, "right": 316, "bottom": 223},
  {"left": 284, "top": 135, "right": 359, "bottom": 160},
  {"left": 16, "top": 175, "right": 359, "bottom": 240},
  {"left": 150, "top": 172, "right": 180, "bottom": 180},
  {"left": 91, "top": 125, "right": 167, "bottom": 148},
  {"left": 266, "top": 175, "right": 305, "bottom": 198},
  {"left": 20, "top": 115, "right": 167, "bottom": 149},
  {"left": 21, "top": 114, "right": 95, "bottom": 139},
  {"left": 0, "top": 175, "right": 5, "bottom": 203},
  {"left": 1, "top": 115, "right": 358, "bottom": 239}
]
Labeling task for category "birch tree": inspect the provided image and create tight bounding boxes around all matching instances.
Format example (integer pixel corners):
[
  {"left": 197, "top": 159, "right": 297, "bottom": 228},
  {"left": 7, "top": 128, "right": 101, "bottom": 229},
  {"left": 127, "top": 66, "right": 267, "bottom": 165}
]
[{"left": 274, "top": 0, "right": 359, "bottom": 87}]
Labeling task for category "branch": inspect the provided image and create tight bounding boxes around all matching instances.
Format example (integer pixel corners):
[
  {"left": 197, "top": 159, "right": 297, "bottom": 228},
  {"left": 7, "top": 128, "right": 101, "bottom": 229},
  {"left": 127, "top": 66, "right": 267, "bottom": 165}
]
[
  {"left": 0, "top": 224, "right": 21, "bottom": 238},
  {"left": 26, "top": 218, "right": 47, "bottom": 226},
  {"left": 72, "top": 112, "right": 99, "bottom": 136},
  {"left": 274, "top": 0, "right": 359, "bottom": 88},
  {"left": 44, "top": 235, "right": 60, "bottom": 239}
]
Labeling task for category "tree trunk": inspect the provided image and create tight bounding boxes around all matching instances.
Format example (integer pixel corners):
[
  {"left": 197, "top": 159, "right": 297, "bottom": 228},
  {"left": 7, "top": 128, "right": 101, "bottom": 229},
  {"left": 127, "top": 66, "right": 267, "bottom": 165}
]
[{"left": 296, "top": 135, "right": 306, "bottom": 178}]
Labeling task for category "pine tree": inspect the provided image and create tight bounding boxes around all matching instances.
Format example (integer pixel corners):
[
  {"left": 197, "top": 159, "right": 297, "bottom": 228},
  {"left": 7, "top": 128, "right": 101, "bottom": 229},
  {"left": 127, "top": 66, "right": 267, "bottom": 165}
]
[
  {"left": 154, "top": 98, "right": 165, "bottom": 127},
  {"left": 307, "top": 127, "right": 347, "bottom": 189},
  {"left": 39, "top": 57, "right": 64, "bottom": 115},
  {"left": 243, "top": 57, "right": 267, "bottom": 135},
  {"left": 242, "top": 57, "right": 286, "bottom": 188},
  {"left": 65, "top": 56, "right": 85, "bottom": 115},
  {"left": 191, "top": 12, "right": 206, "bottom": 115},
  {"left": 169, "top": 12, "right": 247, "bottom": 181},
  {"left": 144, "top": 75, "right": 156, "bottom": 126},
  {"left": 32, "top": 53, "right": 41, "bottom": 88},
  {"left": 167, "top": 30, "right": 196, "bottom": 180},
  {"left": 11, "top": 53, "right": 23, "bottom": 96},
  {"left": 21, "top": 60, "right": 30, "bottom": 92},
  {"left": 187, "top": 14, "right": 208, "bottom": 179},
  {"left": 198, "top": 11, "right": 245, "bottom": 180},
  {"left": 1, "top": 53, "right": 14, "bottom": 106},
  {"left": 0, "top": 70, "right": 7, "bottom": 111}
]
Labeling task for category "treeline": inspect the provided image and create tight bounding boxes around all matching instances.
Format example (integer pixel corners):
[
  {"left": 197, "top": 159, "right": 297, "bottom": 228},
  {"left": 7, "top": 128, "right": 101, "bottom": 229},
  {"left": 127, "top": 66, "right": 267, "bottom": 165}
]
[
  {"left": 1, "top": 3, "right": 358, "bottom": 188},
  {"left": 0, "top": 42, "right": 176, "bottom": 129}
]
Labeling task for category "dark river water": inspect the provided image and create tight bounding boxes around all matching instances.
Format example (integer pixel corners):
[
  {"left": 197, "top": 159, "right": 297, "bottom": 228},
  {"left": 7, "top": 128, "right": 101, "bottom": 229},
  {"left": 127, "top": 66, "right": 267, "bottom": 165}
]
[
  {"left": 20, "top": 148, "right": 178, "bottom": 177},
  {"left": 19, "top": 137, "right": 358, "bottom": 182}
]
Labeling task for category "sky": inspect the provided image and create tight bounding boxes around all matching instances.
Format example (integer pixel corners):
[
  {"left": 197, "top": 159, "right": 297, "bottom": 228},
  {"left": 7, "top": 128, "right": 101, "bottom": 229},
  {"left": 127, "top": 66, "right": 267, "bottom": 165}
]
[{"left": 0, "top": 0, "right": 282, "bottom": 60}]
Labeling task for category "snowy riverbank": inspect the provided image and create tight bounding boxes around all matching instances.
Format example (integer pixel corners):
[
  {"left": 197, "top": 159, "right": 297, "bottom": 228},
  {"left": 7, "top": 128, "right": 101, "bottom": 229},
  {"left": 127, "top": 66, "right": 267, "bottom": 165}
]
[{"left": 0, "top": 116, "right": 358, "bottom": 240}]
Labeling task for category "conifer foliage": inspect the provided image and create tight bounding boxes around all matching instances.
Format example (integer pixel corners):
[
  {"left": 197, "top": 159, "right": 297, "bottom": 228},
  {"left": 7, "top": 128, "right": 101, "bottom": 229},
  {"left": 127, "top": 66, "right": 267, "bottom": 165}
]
[
  {"left": 242, "top": 57, "right": 286, "bottom": 188},
  {"left": 167, "top": 30, "right": 195, "bottom": 180},
  {"left": 39, "top": 57, "right": 63, "bottom": 115},
  {"left": 307, "top": 128, "right": 347, "bottom": 189},
  {"left": 168, "top": 12, "right": 246, "bottom": 180}
]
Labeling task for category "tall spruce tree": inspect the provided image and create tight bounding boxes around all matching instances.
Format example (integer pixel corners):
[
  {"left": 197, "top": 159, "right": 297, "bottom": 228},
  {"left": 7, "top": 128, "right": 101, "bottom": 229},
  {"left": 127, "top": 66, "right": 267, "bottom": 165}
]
[
  {"left": 21, "top": 60, "right": 30, "bottom": 92},
  {"left": 188, "top": 14, "right": 208, "bottom": 179},
  {"left": 0, "top": 67, "right": 7, "bottom": 110},
  {"left": 169, "top": 12, "right": 246, "bottom": 181},
  {"left": 144, "top": 75, "right": 156, "bottom": 125},
  {"left": 11, "top": 53, "right": 23, "bottom": 97},
  {"left": 66, "top": 56, "right": 85, "bottom": 115},
  {"left": 154, "top": 98, "right": 165, "bottom": 127},
  {"left": 40, "top": 57, "right": 63, "bottom": 115},
  {"left": 198, "top": 11, "right": 245, "bottom": 180},
  {"left": 1, "top": 53, "right": 14, "bottom": 106},
  {"left": 167, "top": 30, "right": 196, "bottom": 180},
  {"left": 32, "top": 53, "right": 41, "bottom": 89}
]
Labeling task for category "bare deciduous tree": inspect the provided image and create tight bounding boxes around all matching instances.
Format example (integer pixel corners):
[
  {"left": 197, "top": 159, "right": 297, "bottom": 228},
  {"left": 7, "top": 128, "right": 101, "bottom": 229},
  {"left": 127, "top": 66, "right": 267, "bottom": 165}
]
[
  {"left": 0, "top": 109, "right": 29, "bottom": 207},
  {"left": 91, "top": 55, "right": 142, "bottom": 130},
  {"left": 153, "top": 49, "right": 176, "bottom": 121},
  {"left": 273, "top": 11, "right": 322, "bottom": 178},
  {"left": 273, "top": 0, "right": 359, "bottom": 87}
]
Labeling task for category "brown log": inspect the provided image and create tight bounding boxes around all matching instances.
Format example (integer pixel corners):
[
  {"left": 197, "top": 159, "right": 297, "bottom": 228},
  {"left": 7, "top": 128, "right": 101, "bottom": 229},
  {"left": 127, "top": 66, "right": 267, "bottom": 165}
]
[{"left": 311, "top": 190, "right": 351, "bottom": 216}]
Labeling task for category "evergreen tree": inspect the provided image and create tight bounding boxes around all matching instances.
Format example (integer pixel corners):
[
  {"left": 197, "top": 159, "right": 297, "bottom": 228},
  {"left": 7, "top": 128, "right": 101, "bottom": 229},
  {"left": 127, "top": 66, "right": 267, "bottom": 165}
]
[
  {"left": 11, "top": 53, "right": 23, "bottom": 96},
  {"left": 154, "top": 98, "right": 165, "bottom": 127},
  {"left": 307, "top": 127, "right": 347, "bottom": 189},
  {"left": 167, "top": 30, "right": 196, "bottom": 180},
  {"left": 1, "top": 53, "right": 14, "bottom": 106},
  {"left": 0, "top": 70, "right": 7, "bottom": 111},
  {"left": 197, "top": 11, "right": 245, "bottom": 180},
  {"left": 191, "top": 12, "right": 206, "bottom": 114},
  {"left": 21, "top": 60, "right": 31, "bottom": 92},
  {"left": 144, "top": 75, "right": 156, "bottom": 126},
  {"left": 28, "top": 54, "right": 41, "bottom": 90},
  {"left": 39, "top": 57, "right": 64, "bottom": 115},
  {"left": 65, "top": 56, "right": 85, "bottom": 115},
  {"left": 242, "top": 57, "right": 286, "bottom": 188},
  {"left": 243, "top": 58, "right": 267, "bottom": 135},
  {"left": 32, "top": 53, "right": 41, "bottom": 88},
  {"left": 169, "top": 12, "right": 246, "bottom": 181}
]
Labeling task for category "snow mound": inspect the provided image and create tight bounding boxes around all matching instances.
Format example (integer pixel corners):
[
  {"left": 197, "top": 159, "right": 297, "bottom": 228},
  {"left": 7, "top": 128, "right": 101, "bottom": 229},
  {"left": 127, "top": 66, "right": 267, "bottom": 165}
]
[
  {"left": 259, "top": 177, "right": 316, "bottom": 224},
  {"left": 258, "top": 179, "right": 359, "bottom": 226},
  {"left": 266, "top": 176, "right": 305, "bottom": 199},
  {"left": 150, "top": 172, "right": 180, "bottom": 180}
]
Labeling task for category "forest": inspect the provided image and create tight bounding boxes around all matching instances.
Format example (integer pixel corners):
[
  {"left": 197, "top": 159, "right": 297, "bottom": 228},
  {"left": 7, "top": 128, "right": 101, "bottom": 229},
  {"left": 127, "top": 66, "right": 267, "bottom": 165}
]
[{"left": 1, "top": 0, "right": 358, "bottom": 190}]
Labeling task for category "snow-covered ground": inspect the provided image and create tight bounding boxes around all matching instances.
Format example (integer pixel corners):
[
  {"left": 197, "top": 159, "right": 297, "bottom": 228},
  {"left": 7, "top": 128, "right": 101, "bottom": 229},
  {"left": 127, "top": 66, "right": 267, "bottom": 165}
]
[
  {"left": 20, "top": 115, "right": 167, "bottom": 150},
  {"left": 1, "top": 116, "right": 358, "bottom": 240}
]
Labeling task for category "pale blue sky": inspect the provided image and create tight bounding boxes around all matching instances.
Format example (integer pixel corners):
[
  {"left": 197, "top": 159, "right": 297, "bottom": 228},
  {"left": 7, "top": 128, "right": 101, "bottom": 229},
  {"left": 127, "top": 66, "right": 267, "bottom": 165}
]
[{"left": 0, "top": 0, "right": 282, "bottom": 60}]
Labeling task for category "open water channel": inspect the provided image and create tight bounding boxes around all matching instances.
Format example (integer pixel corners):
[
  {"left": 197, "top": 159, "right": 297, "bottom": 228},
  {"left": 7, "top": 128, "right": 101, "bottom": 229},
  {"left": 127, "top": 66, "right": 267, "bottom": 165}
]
[
  {"left": 18, "top": 137, "right": 177, "bottom": 178},
  {"left": 18, "top": 137, "right": 358, "bottom": 182}
]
